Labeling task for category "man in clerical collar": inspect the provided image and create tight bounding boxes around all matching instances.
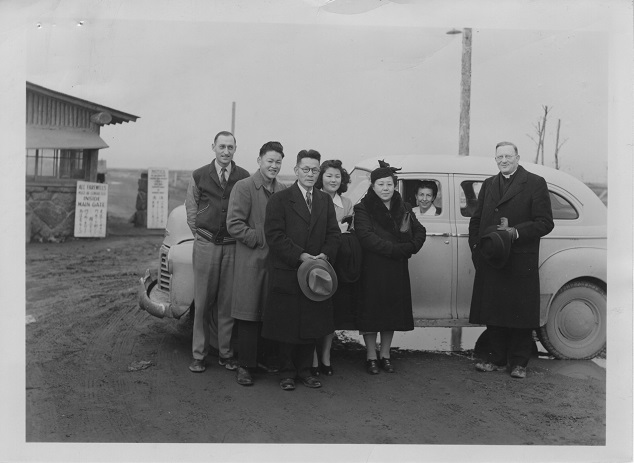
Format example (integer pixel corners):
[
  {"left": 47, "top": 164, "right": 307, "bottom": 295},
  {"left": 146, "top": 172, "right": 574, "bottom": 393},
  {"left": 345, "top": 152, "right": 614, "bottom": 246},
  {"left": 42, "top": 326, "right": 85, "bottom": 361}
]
[{"left": 468, "top": 141, "right": 554, "bottom": 379}]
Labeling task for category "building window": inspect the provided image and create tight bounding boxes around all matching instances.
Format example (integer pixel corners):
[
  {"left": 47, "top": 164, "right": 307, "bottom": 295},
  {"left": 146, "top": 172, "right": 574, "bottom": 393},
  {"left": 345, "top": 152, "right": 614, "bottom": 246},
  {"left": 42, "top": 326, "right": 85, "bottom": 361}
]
[{"left": 26, "top": 149, "right": 87, "bottom": 180}]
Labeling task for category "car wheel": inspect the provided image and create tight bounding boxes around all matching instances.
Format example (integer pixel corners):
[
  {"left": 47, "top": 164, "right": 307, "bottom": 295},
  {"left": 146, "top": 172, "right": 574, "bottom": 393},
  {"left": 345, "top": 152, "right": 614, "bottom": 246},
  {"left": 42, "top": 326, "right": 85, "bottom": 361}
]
[{"left": 538, "top": 280, "right": 606, "bottom": 360}]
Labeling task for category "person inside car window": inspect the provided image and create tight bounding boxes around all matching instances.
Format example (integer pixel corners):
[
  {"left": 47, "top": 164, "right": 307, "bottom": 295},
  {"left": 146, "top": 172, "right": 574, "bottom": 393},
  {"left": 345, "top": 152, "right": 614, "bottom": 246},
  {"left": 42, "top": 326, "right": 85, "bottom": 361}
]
[{"left": 414, "top": 180, "right": 441, "bottom": 220}]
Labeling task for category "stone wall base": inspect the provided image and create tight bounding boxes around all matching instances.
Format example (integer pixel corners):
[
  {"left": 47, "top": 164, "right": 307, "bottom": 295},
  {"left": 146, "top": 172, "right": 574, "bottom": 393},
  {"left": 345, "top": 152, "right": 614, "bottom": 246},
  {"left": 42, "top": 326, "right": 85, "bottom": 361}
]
[{"left": 26, "top": 184, "right": 77, "bottom": 242}]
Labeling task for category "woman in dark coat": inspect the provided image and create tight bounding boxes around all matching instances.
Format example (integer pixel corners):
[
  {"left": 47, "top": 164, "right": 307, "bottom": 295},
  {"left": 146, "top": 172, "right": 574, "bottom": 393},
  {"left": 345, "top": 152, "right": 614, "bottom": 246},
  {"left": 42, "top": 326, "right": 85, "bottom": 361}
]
[{"left": 353, "top": 161, "right": 426, "bottom": 375}]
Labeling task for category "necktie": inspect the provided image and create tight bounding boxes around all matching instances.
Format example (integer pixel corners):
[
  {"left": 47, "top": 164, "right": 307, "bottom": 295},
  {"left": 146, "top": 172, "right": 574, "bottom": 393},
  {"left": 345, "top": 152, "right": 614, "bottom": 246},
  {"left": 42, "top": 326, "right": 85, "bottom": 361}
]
[
  {"left": 220, "top": 167, "right": 227, "bottom": 189},
  {"left": 306, "top": 190, "right": 312, "bottom": 212}
]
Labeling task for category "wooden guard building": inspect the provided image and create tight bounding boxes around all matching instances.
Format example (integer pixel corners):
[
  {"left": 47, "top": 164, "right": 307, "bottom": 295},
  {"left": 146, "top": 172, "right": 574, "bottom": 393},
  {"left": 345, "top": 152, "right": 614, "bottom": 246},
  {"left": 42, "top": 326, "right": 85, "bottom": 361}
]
[{"left": 26, "top": 82, "right": 139, "bottom": 241}]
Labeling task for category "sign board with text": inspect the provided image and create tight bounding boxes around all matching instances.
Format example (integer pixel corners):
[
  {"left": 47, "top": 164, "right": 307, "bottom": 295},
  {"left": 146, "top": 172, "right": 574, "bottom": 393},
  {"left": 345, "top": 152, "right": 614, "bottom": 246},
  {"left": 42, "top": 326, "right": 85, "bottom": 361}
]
[
  {"left": 74, "top": 181, "right": 108, "bottom": 238},
  {"left": 147, "top": 168, "right": 169, "bottom": 229}
]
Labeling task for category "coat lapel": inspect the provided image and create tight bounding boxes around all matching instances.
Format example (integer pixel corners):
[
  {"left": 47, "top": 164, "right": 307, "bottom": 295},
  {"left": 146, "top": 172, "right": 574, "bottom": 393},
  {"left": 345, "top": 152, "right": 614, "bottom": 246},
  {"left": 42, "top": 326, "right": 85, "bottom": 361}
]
[
  {"left": 309, "top": 189, "right": 325, "bottom": 230},
  {"left": 290, "top": 182, "right": 311, "bottom": 224},
  {"left": 209, "top": 160, "right": 221, "bottom": 188},
  {"left": 497, "top": 165, "right": 528, "bottom": 206}
]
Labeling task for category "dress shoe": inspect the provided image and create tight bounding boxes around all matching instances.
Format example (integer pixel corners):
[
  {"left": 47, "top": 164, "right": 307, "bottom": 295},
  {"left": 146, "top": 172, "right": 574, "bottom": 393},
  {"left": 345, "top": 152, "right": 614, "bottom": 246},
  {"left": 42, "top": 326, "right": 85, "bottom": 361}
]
[
  {"left": 236, "top": 366, "right": 254, "bottom": 386},
  {"left": 188, "top": 358, "right": 206, "bottom": 373},
  {"left": 510, "top": 365, "right": 527, "bottom": 379},
  {"left": 280, "top": 378, "right": 296, "bottom": 391},
  {"left": 219, "top": 357, "right": 239, "bottom": 371},
  {"left": 320, "top": 364, "right": 334, "bottom": 376},
  {"left": 366, "top": 359, "right": 380, "bottom": 375},
  {"left": 310, "top": 367, "right": 321, "bottom": 377},
  {"left": 379, "top": 358, "right": 395, "bottom": 373},
  {"left": 299, "top": 375, "right": 322, "bottom": 388},
  {"left": 475, "top": 361, "right": 505, "bottom": 372}
]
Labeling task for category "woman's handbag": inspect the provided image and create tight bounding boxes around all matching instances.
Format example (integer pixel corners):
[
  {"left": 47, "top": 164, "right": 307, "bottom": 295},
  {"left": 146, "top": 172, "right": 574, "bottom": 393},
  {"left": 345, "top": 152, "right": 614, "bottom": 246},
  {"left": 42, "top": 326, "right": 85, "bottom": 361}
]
[
  {"left": 334, "top": 232, "right": 363, "bottom": 283},
  {"left": 399, "top": 211, "right": 411, "bottom": 233}
]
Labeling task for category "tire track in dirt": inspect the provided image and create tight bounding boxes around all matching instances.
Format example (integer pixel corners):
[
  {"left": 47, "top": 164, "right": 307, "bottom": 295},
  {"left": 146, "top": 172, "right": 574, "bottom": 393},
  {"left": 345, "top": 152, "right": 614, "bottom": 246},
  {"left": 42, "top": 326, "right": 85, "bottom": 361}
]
[{"left": 77, "top": 304, "right": 148, "bottom": 440}]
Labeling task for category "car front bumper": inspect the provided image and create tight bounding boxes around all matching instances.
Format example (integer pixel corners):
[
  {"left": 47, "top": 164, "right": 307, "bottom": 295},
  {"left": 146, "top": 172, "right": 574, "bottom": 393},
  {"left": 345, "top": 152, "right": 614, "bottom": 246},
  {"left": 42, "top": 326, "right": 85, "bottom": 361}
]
[{"left": 139, "top": 268, "right": 171, "bottom": 318}]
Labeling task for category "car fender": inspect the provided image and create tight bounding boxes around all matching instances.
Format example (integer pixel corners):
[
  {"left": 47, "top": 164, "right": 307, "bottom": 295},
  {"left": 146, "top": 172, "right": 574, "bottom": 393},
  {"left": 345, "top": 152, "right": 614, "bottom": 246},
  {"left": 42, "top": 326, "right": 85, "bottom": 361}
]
[
  {"left": 539, "top": 246, "right": 607, "bottom": 325},
  {"left": 167, "top": 240, "right": 195, "bottom": 318}
]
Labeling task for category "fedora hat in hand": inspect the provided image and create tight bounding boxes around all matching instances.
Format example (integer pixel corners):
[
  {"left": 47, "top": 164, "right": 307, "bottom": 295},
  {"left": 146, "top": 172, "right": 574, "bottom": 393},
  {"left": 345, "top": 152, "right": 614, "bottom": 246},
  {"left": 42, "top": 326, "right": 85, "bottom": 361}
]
[
  {"left": 479, "top": 226, "right": 512, "bottom": 269},
  {"left": 297, "top": 258, "right": 338, "bottom": 301}
]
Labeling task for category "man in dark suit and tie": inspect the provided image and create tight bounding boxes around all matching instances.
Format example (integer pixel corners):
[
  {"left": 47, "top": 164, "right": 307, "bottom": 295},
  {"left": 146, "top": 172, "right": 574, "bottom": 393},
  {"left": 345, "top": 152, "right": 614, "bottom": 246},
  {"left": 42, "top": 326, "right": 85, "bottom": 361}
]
[
  {"left": 469, "top": 141, "right": 554, "bottom": 379},
  {"left": 262, "top": 149, "right": 341, "bottom": 391}
]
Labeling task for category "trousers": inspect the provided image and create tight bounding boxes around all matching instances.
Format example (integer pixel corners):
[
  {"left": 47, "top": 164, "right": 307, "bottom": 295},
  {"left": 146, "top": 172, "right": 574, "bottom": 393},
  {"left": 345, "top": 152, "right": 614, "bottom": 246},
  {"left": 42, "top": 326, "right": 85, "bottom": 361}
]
[
  {"left": 191, "top": 236, "right": 236, "bottom": 360},
  {"left": 485, "top": 325, "right": 534, "bottom": 368},
  {"left": 279, "top": 342, "right": 314, "bottom": 380}
]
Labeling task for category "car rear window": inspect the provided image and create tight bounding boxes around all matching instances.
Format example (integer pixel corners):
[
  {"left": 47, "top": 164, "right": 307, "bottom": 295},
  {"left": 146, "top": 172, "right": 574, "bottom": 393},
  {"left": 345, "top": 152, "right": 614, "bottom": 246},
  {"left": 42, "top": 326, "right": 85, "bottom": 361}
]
[{"left": 549, "top": 191, "right": 579, "bottom": 220}]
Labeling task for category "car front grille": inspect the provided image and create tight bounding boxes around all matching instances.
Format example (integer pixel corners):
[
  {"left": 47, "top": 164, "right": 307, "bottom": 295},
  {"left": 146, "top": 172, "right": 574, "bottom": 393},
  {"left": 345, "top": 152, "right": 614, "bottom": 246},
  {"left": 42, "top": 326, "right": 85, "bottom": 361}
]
[{"left": 158, "top": 245, "right": 171, "bottom": 291}]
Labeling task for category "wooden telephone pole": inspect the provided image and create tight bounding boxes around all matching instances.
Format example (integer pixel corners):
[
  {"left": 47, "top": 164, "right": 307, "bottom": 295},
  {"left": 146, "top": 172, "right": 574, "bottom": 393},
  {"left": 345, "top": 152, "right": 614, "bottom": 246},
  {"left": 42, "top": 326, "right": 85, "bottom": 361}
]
[
  {"left": 458, "top": 28, "right": 472, "bottom": 156},
  {"left": 231, "top": 101, "right": 236, "bottom": 134}
]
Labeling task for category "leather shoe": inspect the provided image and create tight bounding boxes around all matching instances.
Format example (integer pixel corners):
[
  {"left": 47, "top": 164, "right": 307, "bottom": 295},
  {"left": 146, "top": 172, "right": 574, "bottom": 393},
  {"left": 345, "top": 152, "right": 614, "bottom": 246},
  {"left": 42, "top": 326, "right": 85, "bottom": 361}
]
[
  {"left": 320, "top": 364, "right": 334, "bottom": 376},
  {"left": 236, "top": 366, "right": 254, "bottom": 386},
  {"left": 366, "top": 359, "right": 380, "bottom": 375},
  {"left": 310, "top": 367, "right": 321, "bottom": 377},
  {"left": 379, "top": 358, "right": 395, "bottom": 373},
  {"left": 219, "top": 357, "right": 239, "bottom": 371},
  {"left": 189, "top": 358, "right": 206, "bottom": 373},
  {"left": 475, "top": 361, "right": 505, "bottom": 372},
  {"left": 510, "top": 366, "right": 527, "bottom": 379},
  {"left": 280, "top": 378, "right": 296, "bottom": 391},
  {"left": 299, "top": 375, "right": 322, "bottom": 388}
]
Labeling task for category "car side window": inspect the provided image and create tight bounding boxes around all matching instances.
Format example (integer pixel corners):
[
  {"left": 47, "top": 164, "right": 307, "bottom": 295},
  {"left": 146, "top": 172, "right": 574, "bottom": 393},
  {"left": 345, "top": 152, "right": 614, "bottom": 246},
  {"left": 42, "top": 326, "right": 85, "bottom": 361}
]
[
  {"left": 458, "top": 181, "right": 579, "bottom": 220},
  {"left": 402, "top": 179, "right": 443, "bottom": 218},
  {"left": 459, "top": 181, "right": 482, "bottom": 217},
  {"left": 550, "top": 191, "right": 579, "bottom": 220}
]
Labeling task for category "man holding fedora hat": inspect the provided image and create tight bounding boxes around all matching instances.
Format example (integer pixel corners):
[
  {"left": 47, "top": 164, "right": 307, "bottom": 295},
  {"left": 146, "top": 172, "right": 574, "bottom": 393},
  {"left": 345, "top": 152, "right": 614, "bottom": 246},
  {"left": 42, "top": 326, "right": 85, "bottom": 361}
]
[
  {"left": 262, "top": 149, "right": 341, "bottom": 391},
  {"left": 469, "top": 141, "right": 554, "bottom": 379}
]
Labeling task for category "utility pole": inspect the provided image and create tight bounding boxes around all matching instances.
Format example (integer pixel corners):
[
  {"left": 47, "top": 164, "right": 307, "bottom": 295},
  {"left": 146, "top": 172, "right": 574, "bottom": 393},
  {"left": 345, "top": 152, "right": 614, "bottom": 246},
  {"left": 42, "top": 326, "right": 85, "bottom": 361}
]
[
  {"left": 458, "top": 28, "right": 472, "bottom": 156},
  {"left": 231, "top": 101, "right": 236, "bottom": 134}
]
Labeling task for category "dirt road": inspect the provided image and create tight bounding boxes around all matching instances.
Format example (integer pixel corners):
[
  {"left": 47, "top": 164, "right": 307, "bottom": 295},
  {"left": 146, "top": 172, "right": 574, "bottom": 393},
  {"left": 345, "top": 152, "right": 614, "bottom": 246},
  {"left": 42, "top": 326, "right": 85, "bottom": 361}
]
[{"left": 25, "top": 231, "right": 605, "bottom": 446}]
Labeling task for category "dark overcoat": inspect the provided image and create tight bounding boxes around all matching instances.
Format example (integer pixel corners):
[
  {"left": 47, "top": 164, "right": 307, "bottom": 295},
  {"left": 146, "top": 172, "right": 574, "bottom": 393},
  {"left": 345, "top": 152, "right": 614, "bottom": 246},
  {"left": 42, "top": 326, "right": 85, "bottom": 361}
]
[
  {"left": 262, "top": 182, "right": 341, "bottom": 343},
  {"left": 353, "top": 188, "right": 426, "bottom": 332},
  {"left": 468, "top": 165, "right": 554, "bottom": 328}
]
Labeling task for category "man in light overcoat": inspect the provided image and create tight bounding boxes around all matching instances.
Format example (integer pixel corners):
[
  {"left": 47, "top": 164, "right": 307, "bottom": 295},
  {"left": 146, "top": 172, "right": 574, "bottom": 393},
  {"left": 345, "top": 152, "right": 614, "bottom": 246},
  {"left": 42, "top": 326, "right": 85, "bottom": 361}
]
[
  {"left": 262, "top": 149, "right": 341, "bottom": 391},
  {"left": 226, "top": 141, "right": 287, "bottom": 386},
  {"left": 469, "top": 141, "right": 554, "bottom": 379}
]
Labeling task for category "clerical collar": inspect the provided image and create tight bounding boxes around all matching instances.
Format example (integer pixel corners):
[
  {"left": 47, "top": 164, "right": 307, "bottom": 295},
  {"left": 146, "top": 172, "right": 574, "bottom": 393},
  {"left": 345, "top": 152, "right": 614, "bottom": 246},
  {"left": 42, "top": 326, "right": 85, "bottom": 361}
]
[{"left": 502, "top": 169, "right": 517, "bottom": 179}]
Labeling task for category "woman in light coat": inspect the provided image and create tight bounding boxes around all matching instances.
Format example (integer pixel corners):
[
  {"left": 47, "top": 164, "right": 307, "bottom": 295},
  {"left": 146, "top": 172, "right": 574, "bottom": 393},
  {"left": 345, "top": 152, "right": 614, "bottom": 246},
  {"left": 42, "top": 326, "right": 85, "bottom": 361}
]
[{"left": 311, "top": 159, "right": 354, "bottom": 377}]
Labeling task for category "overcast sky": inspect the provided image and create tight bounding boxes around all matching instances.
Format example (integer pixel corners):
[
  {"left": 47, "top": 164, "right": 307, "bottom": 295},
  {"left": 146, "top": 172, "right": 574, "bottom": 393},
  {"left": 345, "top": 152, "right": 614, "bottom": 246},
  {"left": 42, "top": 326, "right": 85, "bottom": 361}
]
[{"left": 23, "top": 0, "right": 612, "bottom": 182}]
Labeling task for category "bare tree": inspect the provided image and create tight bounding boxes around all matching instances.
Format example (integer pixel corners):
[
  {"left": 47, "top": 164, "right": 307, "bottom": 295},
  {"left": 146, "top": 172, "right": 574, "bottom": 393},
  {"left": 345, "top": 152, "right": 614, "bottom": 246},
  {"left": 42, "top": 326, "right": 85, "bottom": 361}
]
[
  {"left": 527, "top": 105, "right": 550, "bottom": 165},
  {"left": 553, "top": 118, "right": 568, "bottom": 170}
]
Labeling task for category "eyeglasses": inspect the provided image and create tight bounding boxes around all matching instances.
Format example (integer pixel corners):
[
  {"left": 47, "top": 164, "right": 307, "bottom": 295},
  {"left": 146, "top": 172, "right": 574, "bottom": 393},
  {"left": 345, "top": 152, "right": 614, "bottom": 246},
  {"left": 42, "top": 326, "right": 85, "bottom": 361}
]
[
  {"left": 495, "top": 155, "right": 517, "bottom": 161},
  {"left": 299, "top": 167, "right": 320, "bottom": 174}
]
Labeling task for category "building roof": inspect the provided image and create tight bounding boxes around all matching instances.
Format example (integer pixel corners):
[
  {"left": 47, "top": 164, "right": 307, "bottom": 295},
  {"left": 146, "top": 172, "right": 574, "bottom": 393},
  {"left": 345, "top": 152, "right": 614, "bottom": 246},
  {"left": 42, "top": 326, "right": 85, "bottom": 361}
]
[{"left": 26, "top": 81, "right": 140, "bottom": 125}]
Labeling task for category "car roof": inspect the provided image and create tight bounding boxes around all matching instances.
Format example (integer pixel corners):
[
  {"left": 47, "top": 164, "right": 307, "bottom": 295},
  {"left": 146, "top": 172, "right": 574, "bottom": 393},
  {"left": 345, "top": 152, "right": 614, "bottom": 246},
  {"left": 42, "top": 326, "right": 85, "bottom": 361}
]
[{"left": 353, "top": 154, "right": 607, "bottom": 220}]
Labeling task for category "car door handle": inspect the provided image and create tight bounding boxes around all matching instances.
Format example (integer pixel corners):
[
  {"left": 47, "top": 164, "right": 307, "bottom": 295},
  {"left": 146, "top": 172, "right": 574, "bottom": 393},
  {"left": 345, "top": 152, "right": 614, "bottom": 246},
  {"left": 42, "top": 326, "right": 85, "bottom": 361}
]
[{"left": 426, "top": 232, "right": 451, "bottom": 244}]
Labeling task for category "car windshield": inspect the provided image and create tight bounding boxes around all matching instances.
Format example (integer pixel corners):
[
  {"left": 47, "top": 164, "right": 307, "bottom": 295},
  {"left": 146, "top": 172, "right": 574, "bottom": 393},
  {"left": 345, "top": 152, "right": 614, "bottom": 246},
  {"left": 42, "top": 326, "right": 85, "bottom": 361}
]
[{"left": 344, "top": 168, "right": 371, "bottom": 206}]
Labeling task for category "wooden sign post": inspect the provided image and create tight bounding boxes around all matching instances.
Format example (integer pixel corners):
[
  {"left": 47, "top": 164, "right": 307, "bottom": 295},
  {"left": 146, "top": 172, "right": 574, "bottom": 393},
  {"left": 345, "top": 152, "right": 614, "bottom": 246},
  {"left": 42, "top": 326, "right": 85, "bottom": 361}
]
[
  {"left": 147, "top": 168, "right": 169, "bottom": 229},
  {"left": 74, "top": 181, "right": 108, "bottom": 238}
]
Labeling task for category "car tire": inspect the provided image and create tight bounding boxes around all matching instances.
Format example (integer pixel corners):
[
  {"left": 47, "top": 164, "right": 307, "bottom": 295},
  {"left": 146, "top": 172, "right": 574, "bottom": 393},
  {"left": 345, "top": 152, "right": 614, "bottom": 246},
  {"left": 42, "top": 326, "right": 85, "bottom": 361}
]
[{"left": 538, "top": 280, "right": 606, "bottom": 360}]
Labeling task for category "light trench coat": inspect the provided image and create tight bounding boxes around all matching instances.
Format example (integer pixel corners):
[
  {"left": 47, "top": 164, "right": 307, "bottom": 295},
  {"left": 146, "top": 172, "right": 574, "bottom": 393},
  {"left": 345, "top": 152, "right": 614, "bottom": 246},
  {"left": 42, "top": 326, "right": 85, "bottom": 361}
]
[{"left": 226, "top": 170, "right": 287, "bottom": 321}]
